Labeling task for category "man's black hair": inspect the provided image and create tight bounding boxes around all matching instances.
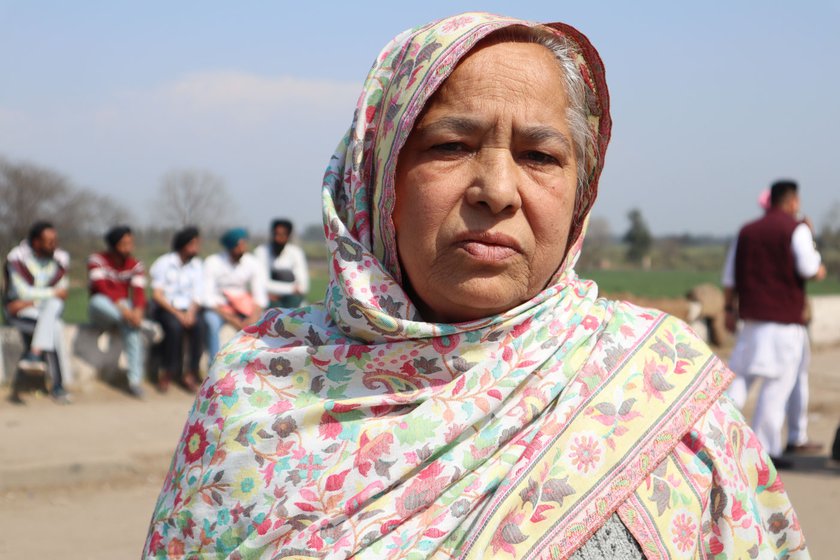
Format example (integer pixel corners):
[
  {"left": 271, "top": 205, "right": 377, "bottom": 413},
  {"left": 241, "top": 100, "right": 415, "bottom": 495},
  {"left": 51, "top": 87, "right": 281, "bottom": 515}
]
[
  {"left": 105, "top": 225, "right": 132, "bottom": 250},
  {"left": 770, "top": 180, "right": 798, "bottom": 208},
  {"left": 28, "top": 221, "right": 55, "bottom": 245},
  {"left": 172, "top": 226, "right": 200, "bottom": 252},
  {"left": 271, "top": 219, "right": 294, "bottom": 235}
]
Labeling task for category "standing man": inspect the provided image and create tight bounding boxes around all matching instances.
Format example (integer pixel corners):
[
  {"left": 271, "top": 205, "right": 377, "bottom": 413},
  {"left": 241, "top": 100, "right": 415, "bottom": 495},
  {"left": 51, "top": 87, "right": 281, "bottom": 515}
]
[
  {"left": 149, "top": 227, "right": 204, "bottom": 392},
  {"left": 254, "top": 218, "right": 309, "bottom": 308},
  {"left": 88, "top": 225, "right": 156, "bottom": 398},
  {"left": 4, "top": 221, "right": 71, "bottom": 403},
  {"left": 723, "top": 179, "right": 826, "bottom": 467},
  {"left": 202, "top": 228, "right": 267, "bottom": 361}
]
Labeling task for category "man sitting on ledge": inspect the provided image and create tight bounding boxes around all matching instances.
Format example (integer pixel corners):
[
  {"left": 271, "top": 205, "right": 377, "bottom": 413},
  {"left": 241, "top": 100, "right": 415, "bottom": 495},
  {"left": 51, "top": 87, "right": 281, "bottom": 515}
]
[
  {"left": 87, "top": 225, "right": 160, "bottom": 398},
  {"left": 4, "top": 221, "right": 71, "bottom": 404}
]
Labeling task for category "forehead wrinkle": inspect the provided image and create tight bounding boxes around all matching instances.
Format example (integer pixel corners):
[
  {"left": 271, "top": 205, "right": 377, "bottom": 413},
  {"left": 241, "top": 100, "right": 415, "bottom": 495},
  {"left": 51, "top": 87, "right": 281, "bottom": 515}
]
[
  {"left": 415, "top": 115, "right": 486, "bottom": 136},
  {"left": 518, "top": 125, "right": 572, "bottom": 150}
]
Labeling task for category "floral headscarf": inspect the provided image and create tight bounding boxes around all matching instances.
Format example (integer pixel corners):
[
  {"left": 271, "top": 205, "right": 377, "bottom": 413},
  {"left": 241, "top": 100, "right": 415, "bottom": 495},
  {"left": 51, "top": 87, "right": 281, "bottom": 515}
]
[{"left": 145, "top": 12, "right": 807, "bottom": 559}]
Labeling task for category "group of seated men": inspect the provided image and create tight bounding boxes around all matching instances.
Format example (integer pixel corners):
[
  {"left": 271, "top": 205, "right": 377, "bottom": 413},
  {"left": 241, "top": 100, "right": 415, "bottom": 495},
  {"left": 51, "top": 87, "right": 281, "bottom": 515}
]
[{"left": 3, "top": 219, "right": 309, "bottom": 403}]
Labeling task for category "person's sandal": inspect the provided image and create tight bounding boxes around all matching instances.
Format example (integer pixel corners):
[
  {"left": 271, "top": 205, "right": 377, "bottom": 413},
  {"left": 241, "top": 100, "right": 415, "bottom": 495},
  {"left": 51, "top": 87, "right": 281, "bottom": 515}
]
[
  {"left": 181, "top": 373, "right": 200, "bottom": 392},
  {"left": 157, "top": 372, "right": 171, "bottom": 393}
]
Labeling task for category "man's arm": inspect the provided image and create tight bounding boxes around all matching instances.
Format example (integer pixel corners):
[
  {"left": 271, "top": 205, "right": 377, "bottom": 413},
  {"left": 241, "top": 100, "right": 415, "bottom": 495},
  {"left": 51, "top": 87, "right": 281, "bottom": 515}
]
[
  {"left": 721, "top": 240, "right": 738, "bottom": 332},
  {"left": 792, "top": 223, "right": 826, "bottom": 280},
  {"left": 292, "top": 245, "right": 309, "bottom": 296}
]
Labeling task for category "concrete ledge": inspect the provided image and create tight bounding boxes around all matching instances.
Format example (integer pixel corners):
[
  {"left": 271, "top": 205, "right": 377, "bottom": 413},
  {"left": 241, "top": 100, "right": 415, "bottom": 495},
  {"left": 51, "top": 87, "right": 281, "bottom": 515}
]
[
  {"left": 1, "top": 323, "right": 237, "bottom": 388},
  {"left": 810, "top": 295, "right": 840, "bottom": 348},
  {"left": 2, "top": 296, "right": 837, "bottom": 388}
]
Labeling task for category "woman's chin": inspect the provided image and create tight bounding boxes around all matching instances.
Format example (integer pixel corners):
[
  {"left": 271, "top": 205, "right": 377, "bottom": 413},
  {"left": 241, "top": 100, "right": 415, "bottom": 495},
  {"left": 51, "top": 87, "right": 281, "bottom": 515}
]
[{"left": 420, "top": 280, "right": 530, "bottom": 323}]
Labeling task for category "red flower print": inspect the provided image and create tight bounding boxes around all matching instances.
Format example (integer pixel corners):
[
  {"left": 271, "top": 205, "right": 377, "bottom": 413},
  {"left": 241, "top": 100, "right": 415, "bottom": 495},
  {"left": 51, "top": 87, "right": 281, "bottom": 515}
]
[
  {"left": 354, "top": 431, "right": 394, "bottom": 476},
  {"left": 214, "top": 373, "right": 236, "bottom": 397},
  {"left": 569, "top": 434, "right": 602, "bottom": 473},
  {"left": 441, "top": 15, "right": 474, "bottom": 33},
  {"left": 581, "top": 314, "right": 599, "bottom": 330},
  {"left": 671, "top": 512, "right": 697, "bottom": 553},
  {"left": 431, "top": 333, "right": 460, "bottom": 355},
  {"left": 183, "top": 420, "right": 210, "bottom": 463},
  {"left": 167, "top": 538, "right": 185, "bottom": 557},
  {"left": 642, "top": 359, "right": 674, "bottom": 402},
  {"left": 365, "top": 105, "right": 376, "bottom": 123}
]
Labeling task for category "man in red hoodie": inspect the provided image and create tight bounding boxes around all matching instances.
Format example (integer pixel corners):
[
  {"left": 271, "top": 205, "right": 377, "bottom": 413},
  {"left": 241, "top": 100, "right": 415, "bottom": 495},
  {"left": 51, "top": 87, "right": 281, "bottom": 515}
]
[{"left": 87, "top": 225, "right": 154, "bottom": 398}]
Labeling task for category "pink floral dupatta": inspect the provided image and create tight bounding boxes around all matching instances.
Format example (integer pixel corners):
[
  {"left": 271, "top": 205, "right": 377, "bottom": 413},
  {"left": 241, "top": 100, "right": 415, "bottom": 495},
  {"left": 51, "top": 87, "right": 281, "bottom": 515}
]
[{"left": 145, "top": 13, "right": 808, "bottom": 559}]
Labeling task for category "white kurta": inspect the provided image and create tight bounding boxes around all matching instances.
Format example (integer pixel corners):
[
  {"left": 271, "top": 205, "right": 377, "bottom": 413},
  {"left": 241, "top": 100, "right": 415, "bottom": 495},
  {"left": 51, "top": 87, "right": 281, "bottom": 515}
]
[{"left": 722, "top": 221, "right": 821, "bottom": 456}]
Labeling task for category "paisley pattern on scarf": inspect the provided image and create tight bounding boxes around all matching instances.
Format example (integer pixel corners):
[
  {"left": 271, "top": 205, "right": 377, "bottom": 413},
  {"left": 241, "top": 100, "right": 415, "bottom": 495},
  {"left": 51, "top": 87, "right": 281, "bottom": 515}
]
[{"left": 145, "top": 12, "right": 807, "bottom": 559}]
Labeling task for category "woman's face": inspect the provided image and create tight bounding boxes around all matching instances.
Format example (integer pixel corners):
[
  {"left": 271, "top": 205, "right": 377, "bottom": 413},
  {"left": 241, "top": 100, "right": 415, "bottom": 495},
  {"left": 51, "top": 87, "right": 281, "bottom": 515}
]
[{"left": 394, "top": 40, "right": 579, "bottom": 323}]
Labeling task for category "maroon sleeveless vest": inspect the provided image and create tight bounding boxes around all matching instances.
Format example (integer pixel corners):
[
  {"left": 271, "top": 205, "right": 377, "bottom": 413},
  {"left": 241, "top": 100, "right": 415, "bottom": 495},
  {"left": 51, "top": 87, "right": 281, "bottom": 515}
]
[{"left": 734, "top": 209, "right": 805, "bottom": 325}]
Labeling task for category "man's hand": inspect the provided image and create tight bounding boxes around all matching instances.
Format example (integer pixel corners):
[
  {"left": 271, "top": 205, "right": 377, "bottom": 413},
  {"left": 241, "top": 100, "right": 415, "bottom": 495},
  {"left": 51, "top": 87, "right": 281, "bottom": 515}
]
[
  {"left": 815, "top": 264, "right": 827, "bottom": 281},
  {"left": 54, "top": 288, "right": 69, "bottom": 300},
  {"left": 121, "top": 306, "right": 143, "bottom": 327},
  {"left": 6, "top": 300, "right": 33, "bottom": 315},
  {"left": 245, "top": 309, "right": 264, "bottom": 328},
  {"left": 181, "top": 309, "right": 197, "bottom": 328},
  {"left": 725, "top": 310, "right": 738, "bottom": 333}
]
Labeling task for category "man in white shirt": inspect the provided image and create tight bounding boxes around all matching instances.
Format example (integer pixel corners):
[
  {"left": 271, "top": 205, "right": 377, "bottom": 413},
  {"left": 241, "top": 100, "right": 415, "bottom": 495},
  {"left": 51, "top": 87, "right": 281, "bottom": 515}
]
[
  {"left": 149, "top": 227, "right": 204, "bottom": 392},
  {"left": 202, "top": 228, "right": 268, "bottom": 361},
  {"left": 253, "top": 219, "right": 310, "bottom": 308},
  {"left": 722, "top": 180, "right": 826, "bottom": 466}
]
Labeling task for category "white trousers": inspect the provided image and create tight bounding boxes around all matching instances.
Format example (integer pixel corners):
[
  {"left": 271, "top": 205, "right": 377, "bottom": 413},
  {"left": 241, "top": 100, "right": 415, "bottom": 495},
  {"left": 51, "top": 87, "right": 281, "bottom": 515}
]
[{"left": 727, "top": 321, "right": 810, "bottom": 457}]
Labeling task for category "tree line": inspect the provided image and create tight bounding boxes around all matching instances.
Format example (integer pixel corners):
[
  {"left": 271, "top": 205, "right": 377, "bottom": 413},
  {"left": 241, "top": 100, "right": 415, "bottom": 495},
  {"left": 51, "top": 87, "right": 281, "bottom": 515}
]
[{"left": 0, "top": 156, "right": 239, "bottom": 260}]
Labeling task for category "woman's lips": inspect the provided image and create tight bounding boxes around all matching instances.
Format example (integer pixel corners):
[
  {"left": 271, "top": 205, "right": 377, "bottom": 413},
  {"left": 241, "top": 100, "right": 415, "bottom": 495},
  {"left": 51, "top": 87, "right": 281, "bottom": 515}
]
[{"left": 455, "top": 231, "right": 522, "bottom": 262}]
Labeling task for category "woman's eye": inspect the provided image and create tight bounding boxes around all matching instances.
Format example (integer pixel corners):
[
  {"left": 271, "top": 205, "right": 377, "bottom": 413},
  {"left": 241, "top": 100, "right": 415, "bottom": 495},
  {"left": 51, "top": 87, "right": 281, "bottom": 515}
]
[
  {"left": 431, "top": 142, "right": 468, "bottom": 153},
  {"left": 523, "top": 151, "right": 559, "bottom": 165}
]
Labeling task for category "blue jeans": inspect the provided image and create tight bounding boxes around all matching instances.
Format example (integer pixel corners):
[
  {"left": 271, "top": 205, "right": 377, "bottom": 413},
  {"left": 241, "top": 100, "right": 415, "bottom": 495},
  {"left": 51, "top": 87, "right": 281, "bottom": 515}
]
[
  {"left": 88, "top": 294, "right": 144, "bottom": 387},
  {"left": 202, "top": 309, "right": 225, "bottom": 363}
]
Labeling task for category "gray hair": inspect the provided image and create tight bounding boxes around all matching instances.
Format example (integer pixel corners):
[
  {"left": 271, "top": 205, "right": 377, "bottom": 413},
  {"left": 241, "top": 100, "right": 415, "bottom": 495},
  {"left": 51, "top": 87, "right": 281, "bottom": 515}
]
[{"left": 481, "top": 27, "right": 594, "bottom": 201}]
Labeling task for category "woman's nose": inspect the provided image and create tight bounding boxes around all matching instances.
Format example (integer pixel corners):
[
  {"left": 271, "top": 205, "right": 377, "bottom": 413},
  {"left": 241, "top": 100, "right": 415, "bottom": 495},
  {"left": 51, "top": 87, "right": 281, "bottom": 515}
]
[{"left": 465, "top": 148, "right": 522, "bottom": 214}]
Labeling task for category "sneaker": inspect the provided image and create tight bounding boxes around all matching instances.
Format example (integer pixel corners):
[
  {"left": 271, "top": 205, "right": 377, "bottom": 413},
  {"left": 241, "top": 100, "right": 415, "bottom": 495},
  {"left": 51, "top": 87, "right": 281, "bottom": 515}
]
[
  {"left": 127, "top": 384, "right": 145, "bottom": 399},
  {"left": 51, "top": 388, "right": 73, "bottom": 405},
  {"left": 140, "top": 320, "right": 164, "bottom": 344},
  {"left": 7, "top": 392, "right": 25, "bottom": 405},
  {"left": 17, "top": 352, "right": 47, "bottom": 375},
  {"left": 769, "top": 456, "right": 794, "bottom": 470},
  {"left": 180, "top": 373, "right": 200, "bottom": 393},
  {"left": 784, "top": 441, "right": 823, "bottom": 455},
  {"left": 157, "top": 371, "right": 171, "bottom": 394}
]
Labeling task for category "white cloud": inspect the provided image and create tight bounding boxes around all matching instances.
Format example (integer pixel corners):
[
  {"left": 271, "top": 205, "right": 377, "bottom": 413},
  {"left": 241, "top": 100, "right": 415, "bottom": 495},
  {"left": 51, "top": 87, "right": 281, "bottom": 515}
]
[
  {"left": 0, "top": 71, "right": 363, "bottom": 228},
  {"left": 114, "top": 71, "right": 362, "bottom": 129}
]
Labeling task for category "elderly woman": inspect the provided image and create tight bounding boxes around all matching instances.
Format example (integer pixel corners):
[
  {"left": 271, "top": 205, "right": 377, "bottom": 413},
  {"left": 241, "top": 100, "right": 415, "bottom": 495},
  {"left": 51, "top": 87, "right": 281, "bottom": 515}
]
[{"left": 145, "top": 13, "right": 807, "bottom": 559}]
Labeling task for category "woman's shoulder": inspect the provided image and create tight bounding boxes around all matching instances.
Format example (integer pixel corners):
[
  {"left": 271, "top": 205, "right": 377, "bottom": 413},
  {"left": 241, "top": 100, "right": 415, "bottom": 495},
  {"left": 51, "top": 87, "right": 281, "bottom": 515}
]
[{"left": 601, "top": 298, "right": 700, "bottom": 338}]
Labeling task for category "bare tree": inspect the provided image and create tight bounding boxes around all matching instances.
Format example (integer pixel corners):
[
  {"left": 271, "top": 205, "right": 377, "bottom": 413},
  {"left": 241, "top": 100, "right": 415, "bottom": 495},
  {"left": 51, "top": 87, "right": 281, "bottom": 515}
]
[
  {"left": 578, "top": 216, "right": 613, "bottom": 270},
  {"left": 0, "top": 157, "right": 131, "bottom": 256},
  {"left": 152, "top": 169, "right": 238, "bottom": 231},
  {"left": 0, "top": 158, "right": 72, "bottom": 247}
]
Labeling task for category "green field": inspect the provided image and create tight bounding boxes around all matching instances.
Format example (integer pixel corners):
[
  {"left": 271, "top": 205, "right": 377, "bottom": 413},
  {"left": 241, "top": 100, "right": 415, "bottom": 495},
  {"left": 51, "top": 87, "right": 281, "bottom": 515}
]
[{"left": 579, "top": 268, "right": 840, "bottom": 298}]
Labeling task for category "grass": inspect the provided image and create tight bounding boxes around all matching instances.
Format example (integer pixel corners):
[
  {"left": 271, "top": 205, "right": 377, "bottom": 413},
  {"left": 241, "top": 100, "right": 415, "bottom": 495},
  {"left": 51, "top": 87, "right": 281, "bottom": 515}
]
[
  {"left": 579, "top": 268, "right": 840, "bottom": 298},
  {"left": 579, "top": 269, "right": 720, "bottom": 298},
  {"left": 9, "top": 261, "right": 840, "bottom": 326}
]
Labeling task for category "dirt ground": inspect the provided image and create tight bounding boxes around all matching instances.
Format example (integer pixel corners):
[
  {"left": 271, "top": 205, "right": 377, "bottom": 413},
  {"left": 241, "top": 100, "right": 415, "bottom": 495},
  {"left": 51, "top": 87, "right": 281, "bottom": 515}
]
[{"left": 1, "top": 346, "right": 838, "bottom": 559}]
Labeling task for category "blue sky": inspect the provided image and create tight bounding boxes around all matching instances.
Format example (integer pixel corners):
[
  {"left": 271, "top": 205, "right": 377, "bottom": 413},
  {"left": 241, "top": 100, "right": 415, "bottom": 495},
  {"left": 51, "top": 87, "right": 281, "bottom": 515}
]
[{"left": 2, "top": 1, "right": 839, "bottom": 236}]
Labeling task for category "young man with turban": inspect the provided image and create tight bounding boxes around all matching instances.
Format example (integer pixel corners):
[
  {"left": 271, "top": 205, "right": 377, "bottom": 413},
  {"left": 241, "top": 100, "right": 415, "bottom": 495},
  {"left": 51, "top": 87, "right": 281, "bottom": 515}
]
[{"left": 202, "top": 228, "right": 267, "bottom": 361}]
